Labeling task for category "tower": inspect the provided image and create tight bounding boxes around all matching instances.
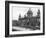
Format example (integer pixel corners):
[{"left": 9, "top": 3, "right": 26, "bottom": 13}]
[
  {"left": 19, "top": 14, "right": 21, "bottom": 20},
  {"left": 37, "top": 9, "right": 40, "bottom": 17}
]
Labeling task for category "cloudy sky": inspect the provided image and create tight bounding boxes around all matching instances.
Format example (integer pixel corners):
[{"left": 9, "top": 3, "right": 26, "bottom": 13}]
[{"left": 12, "top": 7, "right": 40, "bottom": 20}]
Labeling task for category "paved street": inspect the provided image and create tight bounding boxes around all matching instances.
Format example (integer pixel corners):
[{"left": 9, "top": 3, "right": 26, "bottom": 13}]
[{"left": 12, "top": 26, "right": 33, "bottom": 31}]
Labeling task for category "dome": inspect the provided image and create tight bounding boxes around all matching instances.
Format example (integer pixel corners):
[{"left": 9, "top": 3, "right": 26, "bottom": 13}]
[{"left": 27, "top": 8, "right": 33, "bottom": 17}]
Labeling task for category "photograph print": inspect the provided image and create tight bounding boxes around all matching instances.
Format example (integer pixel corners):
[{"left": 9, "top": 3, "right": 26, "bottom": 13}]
[
  {"left": 5, "top": 1, "right": 45, "bottom": 37},
  {"left": 12, "top": 7, "right": 40, "bottom": 31}
]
